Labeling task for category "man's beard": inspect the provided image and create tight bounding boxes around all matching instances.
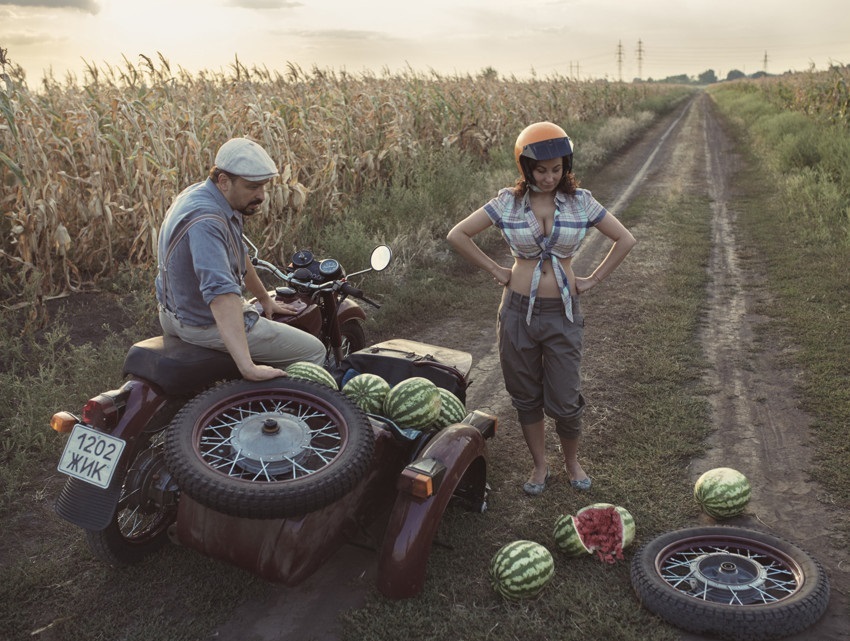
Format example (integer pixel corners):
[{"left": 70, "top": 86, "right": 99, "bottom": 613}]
[{"left": 240, "top": 200, "right": 263, "bottom": 216}]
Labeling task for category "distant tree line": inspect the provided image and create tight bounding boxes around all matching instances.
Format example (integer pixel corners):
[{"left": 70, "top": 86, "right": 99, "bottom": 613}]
[{"left": 639, "top": 68, "right": 773, "bottom": 85}]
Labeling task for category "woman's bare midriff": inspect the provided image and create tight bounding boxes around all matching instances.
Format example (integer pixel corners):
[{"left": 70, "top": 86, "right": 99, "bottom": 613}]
[{"left": 509, "top": 256, "right": 575, "bottom": 298}]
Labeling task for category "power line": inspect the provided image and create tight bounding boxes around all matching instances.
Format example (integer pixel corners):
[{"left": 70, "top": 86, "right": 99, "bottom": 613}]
[
  {"left": 617, "top": 40, "right": 623, "bottom": 81},
  {"left": 637, "top": 39, "right": 644, "bottom": 80}
]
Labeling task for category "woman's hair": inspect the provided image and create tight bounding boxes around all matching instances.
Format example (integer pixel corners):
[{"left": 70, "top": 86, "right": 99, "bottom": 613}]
[{"left": 512, "top": 156, "right": 579, "bottom": 197}]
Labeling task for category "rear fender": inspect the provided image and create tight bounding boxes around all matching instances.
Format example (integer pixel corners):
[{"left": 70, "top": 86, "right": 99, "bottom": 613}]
[
  {"left": 54, "top": 378, "right": 171, "bottom": 531},
  {"left": 376, "top": 424, "right": 488, "bottom": 599}
]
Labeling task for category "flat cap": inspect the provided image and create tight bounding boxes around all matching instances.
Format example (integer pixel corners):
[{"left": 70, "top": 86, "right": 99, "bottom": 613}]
[{"left": 214, "top": 137, "right": 279, "bottom": 181}]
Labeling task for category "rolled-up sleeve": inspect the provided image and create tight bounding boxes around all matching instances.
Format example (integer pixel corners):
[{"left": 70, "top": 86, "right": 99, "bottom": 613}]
[{"left": 187, "top": 219, "right": 242, "bottom": 306}]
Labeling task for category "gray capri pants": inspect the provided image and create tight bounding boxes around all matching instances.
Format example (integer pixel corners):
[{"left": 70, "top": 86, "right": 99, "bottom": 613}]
[{"left": 497, "top": 288, "right": 586, "bottom": 438}]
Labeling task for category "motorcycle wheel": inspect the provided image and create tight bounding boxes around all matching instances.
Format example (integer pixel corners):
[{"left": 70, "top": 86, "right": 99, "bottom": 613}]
[
  {"left": 164, "top": 377, "right": 374, "bottom": 519},
  {"left": 325, "top": 319, "right": 367, "bottom": 369},
  {"left": 630, "top": 526, "right": 830, "bottom": 641},
  {"left": 85, "top": 431, "right": 177, "bottom": 565},
  {"left": 340, "top": 319, "right": 366, "bottom": 355}
]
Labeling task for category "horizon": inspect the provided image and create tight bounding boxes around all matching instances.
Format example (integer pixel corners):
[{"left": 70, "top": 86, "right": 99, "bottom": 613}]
[{"left": 1, "top": 0, "right": 849, "bottom": 84}]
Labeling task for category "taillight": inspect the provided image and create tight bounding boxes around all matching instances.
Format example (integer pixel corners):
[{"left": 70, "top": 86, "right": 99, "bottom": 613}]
[
  {"left": 81, "top": 389, "right": 128, "bottom": 431},
  {"left": 398, "top": 458, "right": 446, "bottom": 499}
]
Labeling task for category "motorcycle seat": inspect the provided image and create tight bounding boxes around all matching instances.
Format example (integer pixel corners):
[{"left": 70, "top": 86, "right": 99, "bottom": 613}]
[{"left": 123, "top": 335, "right": 241, "bottom": 396}]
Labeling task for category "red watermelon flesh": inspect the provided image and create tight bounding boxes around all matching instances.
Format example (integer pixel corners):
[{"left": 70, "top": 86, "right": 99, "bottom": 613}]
[{"left": 574, "top": 505, "right": 626, "bottom": 564}]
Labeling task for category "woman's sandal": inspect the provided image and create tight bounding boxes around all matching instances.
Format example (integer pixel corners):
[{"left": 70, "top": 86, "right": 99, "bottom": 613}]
[
  {"left": 570, "top": 477, "right": 592, "bottom": 491},
  {"left": 566, "top": 465, "right": 592, "bottom": 491},
  {"left": 523, "top": 467, "right": 550, "bottom": 496}
]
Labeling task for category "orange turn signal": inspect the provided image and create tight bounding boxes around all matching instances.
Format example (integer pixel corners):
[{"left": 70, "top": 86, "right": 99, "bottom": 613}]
[
  {"left": 398, "top": 458, "right": 446, "bottom": 499},
  {"left": 50, "top": 411, "right": 78, "bottom": 434},
  {"left": 400, "top": 469, "right": 434, "bottom": 499}
]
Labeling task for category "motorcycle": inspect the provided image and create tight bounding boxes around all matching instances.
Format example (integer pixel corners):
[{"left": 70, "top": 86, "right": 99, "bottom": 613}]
[
  {"left": 243, "top": 235, "right": 384, "bottom": 367},
  {"left": 49, "top": 240, "right": 496, "bottom": 599}
]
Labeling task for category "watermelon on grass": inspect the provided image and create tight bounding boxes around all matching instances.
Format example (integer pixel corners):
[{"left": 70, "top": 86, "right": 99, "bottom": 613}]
[
  {"left": 342, "top": 373, "right": 390, "bottom": 414},
  {"left": 489, "top": 540, "right": 554, "bottom": 600},
  {"left": 383, "top": 377, "right": 441, "bottom": 429},
  {"left": 433, "top": 387, "right": 466, "bottom": 428},
  {"left": 553, "top": 503, "right": 635, "bottom": 564},
  {"left": 285, "top": 361, "right": 338, "bottom": 390},
  {"left": 694, "top": 467, "right": 751, "bottom": 519}
]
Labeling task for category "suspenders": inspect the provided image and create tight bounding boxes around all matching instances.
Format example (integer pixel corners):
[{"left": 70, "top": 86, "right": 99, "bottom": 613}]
[{"left": 158, "top": 212, "right": 244, "bottom": 317}]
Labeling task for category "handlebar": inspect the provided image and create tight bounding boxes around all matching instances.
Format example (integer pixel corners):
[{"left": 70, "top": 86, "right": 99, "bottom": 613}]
[
  {"left": 252, "top": 257, "right": 381, "bottom": 308},
  {"left": 339, "top": 282, "right": 381, "bottom": 309}
]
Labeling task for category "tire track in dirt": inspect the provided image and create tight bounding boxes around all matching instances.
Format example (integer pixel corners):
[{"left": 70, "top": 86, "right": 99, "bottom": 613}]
[{"left": 682, "top": 94, "right": 849, "bottom": 641}]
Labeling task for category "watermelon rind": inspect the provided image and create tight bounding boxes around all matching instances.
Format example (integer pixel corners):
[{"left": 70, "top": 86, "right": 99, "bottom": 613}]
[
  {"left": 489, "top": 540, "right": 554, "bottom": 600},
  {"left": 342, "top": 373, "right": 390, "bottom": 414},
  {"left": 553, "top": 514, "right": 590, "bottom": 556},
  {"left": 285, "top": 361, "right": 338, "bottom": 389},
  {"left": 694, "top": 467, "right": 751, "bottom": 519},
  {"left": 383, "top": 377, "right": 441, "bottom": 429},
  {"left": 433, "top": 387, "right": 467, "bottom": 428}
]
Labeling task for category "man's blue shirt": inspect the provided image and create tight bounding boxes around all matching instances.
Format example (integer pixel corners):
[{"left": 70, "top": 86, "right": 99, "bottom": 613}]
[{"left": 155, "top": 179, "right": 246, "bottom": 326}]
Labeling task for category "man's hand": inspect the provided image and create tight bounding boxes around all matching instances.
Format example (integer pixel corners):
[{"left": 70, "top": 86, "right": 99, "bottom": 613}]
[
  {"left": 260, "top": 298, "right": 306, "bottom": 318},
  {"left": 242, "top": 363, "right": 288, "bottom": 381}
]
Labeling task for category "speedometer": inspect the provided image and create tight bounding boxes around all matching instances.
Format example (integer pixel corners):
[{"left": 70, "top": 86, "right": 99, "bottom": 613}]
[{"left": 319, "top": 258, "right": 342, "bottom": 277}]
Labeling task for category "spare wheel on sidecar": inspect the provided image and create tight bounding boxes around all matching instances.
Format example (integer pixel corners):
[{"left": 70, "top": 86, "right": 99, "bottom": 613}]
[{"left": 164, "top": 377, "right": 375, "bottom": 519}]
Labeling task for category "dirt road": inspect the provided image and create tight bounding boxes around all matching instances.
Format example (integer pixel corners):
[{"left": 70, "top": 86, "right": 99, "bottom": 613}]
[{"left": 212, "top": 93, "right": 849, "bottom": 641}]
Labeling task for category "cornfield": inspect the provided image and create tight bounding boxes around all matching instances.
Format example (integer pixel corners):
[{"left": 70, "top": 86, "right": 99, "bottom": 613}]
[
  {"left": 1, "top": 54, "right": 680, "bottom": 304},
  {"left": 731, "top": 64, "right": 850, "bottom": 127}
]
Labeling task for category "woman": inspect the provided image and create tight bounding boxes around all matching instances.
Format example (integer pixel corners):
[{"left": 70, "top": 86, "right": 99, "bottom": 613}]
[{"left": 447, "top": 121, "right": 635, "bottom": 495}]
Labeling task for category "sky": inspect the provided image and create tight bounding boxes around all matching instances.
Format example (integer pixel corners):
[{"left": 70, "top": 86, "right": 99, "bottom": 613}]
[{"left": 1, "top": 0, "right": 849, "bottom": 85}]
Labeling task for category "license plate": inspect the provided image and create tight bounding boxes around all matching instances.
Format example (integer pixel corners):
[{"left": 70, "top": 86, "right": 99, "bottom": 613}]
[{"left": 58, "top": 424, "right": 126, "bottom": 489}]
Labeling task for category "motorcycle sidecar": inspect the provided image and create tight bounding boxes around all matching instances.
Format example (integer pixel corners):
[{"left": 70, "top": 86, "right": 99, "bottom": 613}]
[{"left": 170, "top": 340, "right": 495, "bottom": 599}]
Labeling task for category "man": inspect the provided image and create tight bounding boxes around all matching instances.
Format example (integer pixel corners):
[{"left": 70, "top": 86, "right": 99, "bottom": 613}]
[{"left": 155, "top": 137, "right": 325, "bottom": 381}]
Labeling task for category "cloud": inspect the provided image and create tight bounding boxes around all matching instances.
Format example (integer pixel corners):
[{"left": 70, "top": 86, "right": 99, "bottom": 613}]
[
  {"left": 0, "top": 29, "right": 65, "bottom": 46},
  {"left": 224, "top": 0, "right": 301, "bottom": 9},
  {"left": 0, "top": 0, "right": 99, "bottom": 12},
  {"left": 295, "top": 29, "right": 395, "bottom": 42}
]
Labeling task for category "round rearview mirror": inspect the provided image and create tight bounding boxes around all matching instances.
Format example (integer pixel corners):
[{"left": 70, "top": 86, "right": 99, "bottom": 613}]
[{"left": 370, "top": 245, "right": 392, "bottom": 272}]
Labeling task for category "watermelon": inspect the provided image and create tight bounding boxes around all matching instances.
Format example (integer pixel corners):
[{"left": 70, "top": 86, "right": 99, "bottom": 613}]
[
  {"left": 285, "top": 361, "right": 338, "bottom": 390},
  {"left": 433, "top": 387, "right": 467, "bottom": 428},
  {"left": 342, "top": 373, "right": 391, "bottom": 414},
  {"left": 694, "top": 467, "right": 751, "bottom": 519},
  {"left": 553, "top": 503, "right": 635, "bottom": 564},
  {"left": 383, "top": 377, "right": 441, "bottom": 429},
  {"left": 489, "top": 540, "right": 554, "bottom": 600}
]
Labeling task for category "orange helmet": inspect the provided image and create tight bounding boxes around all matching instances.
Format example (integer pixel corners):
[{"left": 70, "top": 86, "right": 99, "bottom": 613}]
[{"left": 514, "top": 122, "right": 574, "bottom": 183}]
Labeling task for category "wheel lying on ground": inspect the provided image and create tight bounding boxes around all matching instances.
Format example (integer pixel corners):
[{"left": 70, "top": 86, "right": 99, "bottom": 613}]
[
  {"left": 164, "top": 377, "right": 374, "bottom": 519},
  {"left": 630, "top": 525, "right": 830, "bottom": 641},
  {"left": 86, "top": 430, "right": 178, "bottom": 565}
]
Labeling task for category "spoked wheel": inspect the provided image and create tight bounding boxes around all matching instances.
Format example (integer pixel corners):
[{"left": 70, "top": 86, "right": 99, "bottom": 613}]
[
  {"left": 164, "top": 377, "right": 374, "bottom": 519},
  {"left": 86, "top": 430, "right": 178, "bottom": 565},
  {"left": 631, "top": 526, "right": 830, "bottom": 641}
]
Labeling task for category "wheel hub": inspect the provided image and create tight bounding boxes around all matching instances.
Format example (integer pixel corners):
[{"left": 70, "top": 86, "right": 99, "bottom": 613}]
[
  {"left": 124, "top": 445, "right": 177, "bottom": 512},
  {"left": 689, "top": 552, "right": 767, "bottom": 591},
  {"left": 230, "top": 412, "right": 312, "bottom": 475}
]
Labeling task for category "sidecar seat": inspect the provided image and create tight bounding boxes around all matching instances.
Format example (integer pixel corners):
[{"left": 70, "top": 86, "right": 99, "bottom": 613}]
[{"left": 123, "top": 335, "right": 241, "bottom": 396}]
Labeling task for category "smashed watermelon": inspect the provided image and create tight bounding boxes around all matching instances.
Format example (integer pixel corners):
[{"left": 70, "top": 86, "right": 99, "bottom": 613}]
[{"left": 553, "top": 503, "right": 636, "bottom": 564}]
